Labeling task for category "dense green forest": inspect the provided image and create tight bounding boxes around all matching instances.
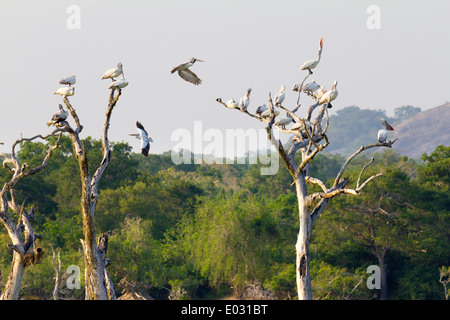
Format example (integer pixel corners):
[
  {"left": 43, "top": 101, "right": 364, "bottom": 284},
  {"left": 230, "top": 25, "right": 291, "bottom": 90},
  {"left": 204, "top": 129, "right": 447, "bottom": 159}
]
[{"left": 0, "top": 106, "right": 448, "bottom": 300}]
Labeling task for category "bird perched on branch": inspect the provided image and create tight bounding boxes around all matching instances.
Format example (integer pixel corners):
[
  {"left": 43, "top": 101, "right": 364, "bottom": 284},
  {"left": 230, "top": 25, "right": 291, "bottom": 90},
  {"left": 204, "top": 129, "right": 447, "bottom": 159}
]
[
  {"left": 171, "top": 57, "right": 204, "bottom": 85},
  {"left": 54, "top": 86, "right": 75, "bottom": 97},
  {"left": 239, "top": 87, "right": 252, "bottom": 111},
  {"left": 129, "top": 121, "right": 153, "bottom": 157},
  {"left": 377, "top": 119, "right": 395, "bottom": 143},
  {"left": 302, "top": 80, "right": 320, "bottom": 95},
  {"left": 256, "top": 104, "right": 268, "bottom": 116},
  {"left": 59, "top": 75, "right": 76, "bottom": 87},
  {"left": 109, "top": 77, "right": 129, "bottom": 90},
  {"left": 319, "top": 81, "right": 338, "bottom": 108},
  {"left": 274, "top": 85, "right": 286, "bottom": 106},
  {"left": 102, "top": 63, "right": 124, "bottom": 81},
  {"left": 47, "top": 104, "right": 68, "bottom": 127},
  {"left": 299, "top": 37, "right": 323, "bottom": 74},
  {"left": 225, "top": 98, "right": 239, "bottom": 109}
]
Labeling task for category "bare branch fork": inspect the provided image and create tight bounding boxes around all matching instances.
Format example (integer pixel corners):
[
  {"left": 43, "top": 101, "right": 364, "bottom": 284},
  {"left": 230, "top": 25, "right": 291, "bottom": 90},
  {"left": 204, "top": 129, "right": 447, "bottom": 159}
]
[{"left": 216, "top": 64, "right": 397, "bottom": 300}]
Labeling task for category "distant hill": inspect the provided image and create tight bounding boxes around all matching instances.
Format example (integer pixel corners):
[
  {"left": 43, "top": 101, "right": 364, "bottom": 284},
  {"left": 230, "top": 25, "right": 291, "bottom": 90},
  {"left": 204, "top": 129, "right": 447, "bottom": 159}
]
[{"left": 392, "top": 103, "right": 450, "bottom": 159}]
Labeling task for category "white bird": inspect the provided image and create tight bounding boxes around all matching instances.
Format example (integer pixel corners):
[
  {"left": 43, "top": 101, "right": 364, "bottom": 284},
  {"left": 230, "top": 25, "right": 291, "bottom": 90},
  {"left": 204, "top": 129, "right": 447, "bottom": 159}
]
[
  {"left": 47, "top": 104, "right": 68, "bottom": 127},
  {"left": 109, "top": 77, "right": 129, "bottom": 90},
  {"left": 102, "top": 63, "right": 123, "bottom": 81},
  {"left": 299, "top": 37, "right": 323, "bottom": 74},
  {"left": 377, "top": 119, "right": 395, "bottom": 143},
  {"left": 256, "top": 104, "right": 268, "bottom": 116},
  {"left": 274, "top": 85, "right": 286, "bottom": 106},
  {"left": 171, "top": 57, "right": 204, "bottom": 85},
  {"left": 302, "top": 80, "right": 320, "bottom": 95},
  {"left": 275, "top": 117, "right": 292, "bottom": 129},
  {"left": 54, "top": 86, "right": 75, "bottom": 97},
  {"left": 59, "top": 75, "right": 76, "bottom": 87},
  {"left": 129, "top": 121, "right": 153, "bottom": 157},
  {"left": 290, "top": 120, "right": 311, "bottom": 133},
  {"left": 261, "top": 109, "right": 279, "bottom": 118},
  {"left": 312, "top": 86, "right": 326, "bottom": 100},
  {"left": 225, "top": 98, "right": 239, "bottom": 109},
  {"left": 239, "top": 87, "right": 252, "bottom": 111},
  {"left": 319, "top": 81, "right": 338, "bottom": 108}
]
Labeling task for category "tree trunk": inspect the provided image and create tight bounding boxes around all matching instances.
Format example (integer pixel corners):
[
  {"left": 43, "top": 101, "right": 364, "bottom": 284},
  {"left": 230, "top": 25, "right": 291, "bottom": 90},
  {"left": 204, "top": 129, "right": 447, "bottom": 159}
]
[
  {"left": 377, "top": 252, "right": 388, "bottom": 300},
  {"left": 295, "top": 175, "right": 312, "bottom": 300},
  {"left": 0, "top": 252, "right": 25, "bottom": 300}
]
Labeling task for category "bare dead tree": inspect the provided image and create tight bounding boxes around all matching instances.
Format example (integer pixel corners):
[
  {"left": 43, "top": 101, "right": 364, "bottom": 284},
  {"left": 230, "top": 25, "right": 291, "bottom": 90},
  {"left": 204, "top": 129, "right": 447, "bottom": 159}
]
[
  {"left": 49, "top": 243, "right": 61, "bottom": 300},
  {"left": 51, "top": 84, "right": 124, "bottom": 300},
  {"left": 0, "top": 132, "right": 63, "bottom": 300},
  {"left": 216, "top": 54, "right": 397, "bottom": 299}
]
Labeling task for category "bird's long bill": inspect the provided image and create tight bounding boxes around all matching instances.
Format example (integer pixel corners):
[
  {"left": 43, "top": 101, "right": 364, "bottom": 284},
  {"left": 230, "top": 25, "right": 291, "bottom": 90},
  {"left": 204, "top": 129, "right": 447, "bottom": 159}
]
[
  {"left": 387, "top": 123, "right": 395, "bottom": 131},
  {"left": 196, "top": 59, "right": 204, "bottom": 62},
  {"left": 128, "top": 133, "right": 139, "bottom": 137},
  {"left": 319, "top": 37, "right": 324, "bottom": 47}
]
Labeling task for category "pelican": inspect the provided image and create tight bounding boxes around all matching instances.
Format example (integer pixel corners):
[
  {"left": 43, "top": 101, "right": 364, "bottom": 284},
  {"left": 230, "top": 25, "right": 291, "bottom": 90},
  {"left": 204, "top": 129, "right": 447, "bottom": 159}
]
[
  {"left": 378, "top": 119, "right": 395, "bottom": 143},
  {"left": 109, "top": 77, "right": 129, "bottom": 90},
  {"left": 261, "top": 109, "right": 280, "bottom": 118},
  {"left": 102, "top": 63, "right": 123, "bottom": 81},
  {"left": 59, "top": 75, "right": 76, "bottom": 87},
  {"left": 129, "top": 121, "right": 153, "bottom": 157},
  {"left": 47, "top": 104, "right": 68, "bottom": 127},
  {"left": 313, "top": 86, "right": 326, "bottom": 100},
  {"left": 256, "top": 104, "right": 268, "bottom": 116},
  {"left": 275, "top": 117, "right": 292, "bottom": 129},
  {"left": 238, "top": 87, "right": 252, "bottom": 111},
  {"left": 290, "top": 120, "right": 311, "bottom": 132},
  {"left": 171, "top": 57, "right": 204, "bottom": 85},
  {"left": 225, "top": 98, "right": 239, "bottom": 109},
  {"left": 319, "top": 81, "right": 338, "bottom": 107},
  {"left": 302, "top": 80, "right": 320, "bottom": 95},
  {"left": 299, "top": 37, "right": 323, "bottom": 74},
  {"left": 54, "top": 86, "right": 75, "bottom": 97},
  {"left": 274, "top": 85, "right": 286, "bottom": 106}
]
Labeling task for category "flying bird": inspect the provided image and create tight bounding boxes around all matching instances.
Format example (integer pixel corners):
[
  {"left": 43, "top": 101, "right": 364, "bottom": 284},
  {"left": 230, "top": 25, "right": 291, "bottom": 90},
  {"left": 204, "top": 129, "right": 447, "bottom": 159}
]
[
  {"left": 378, "top": 119, "right": 395, "bottom": 143},
  {"left": 171, "top": 57, "right": 204, "bottom": 85},
  {"left": 109, "top": 77, "right": 129, "bottom": 90},
  {"left": 102, "top": 63, "right": 124, "bottom": 81},
  {"left": 299, "top": 37, "right": 324, "bottom": 74},
  {"left": 59, "top": 75, "right": 76, "bottom": 87},
  {"left": 129, "top": 121, "right": 153, "bottom": 157},
  {"left": 47, "top": 104, "right": 68, "bottom": 127},
  {"left": 54, "top": 86, "right": 75, "bottom": 97},
  {"left": 238, "top": 87, "right": 252, "bottom": 111},
  {"left": 319, "top": 81, "right": 338, "bottom": 108},
  {"left": 274, "top": 85, "right": 286, "bottom": 106}
]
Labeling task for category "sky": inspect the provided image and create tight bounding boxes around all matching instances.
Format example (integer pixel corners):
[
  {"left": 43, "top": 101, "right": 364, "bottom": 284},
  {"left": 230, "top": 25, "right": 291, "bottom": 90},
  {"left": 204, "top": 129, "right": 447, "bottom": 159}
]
[{"left": 0, "top": 0, "right": 449, "bottom": 157}]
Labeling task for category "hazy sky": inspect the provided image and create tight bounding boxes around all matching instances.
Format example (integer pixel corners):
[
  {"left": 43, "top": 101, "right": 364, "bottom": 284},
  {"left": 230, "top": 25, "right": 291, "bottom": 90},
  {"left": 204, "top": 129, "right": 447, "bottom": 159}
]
[{"left": 0, "top": 0, "right": 449, "bottom": 156}]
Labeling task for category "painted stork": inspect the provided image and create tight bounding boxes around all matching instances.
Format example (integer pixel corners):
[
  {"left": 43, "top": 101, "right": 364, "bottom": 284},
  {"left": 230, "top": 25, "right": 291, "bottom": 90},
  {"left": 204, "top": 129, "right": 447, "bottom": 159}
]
[
  {"left": 378, "top": 119, "right": 395, "bottom": 143},
  {"left": 239, "top": 87, "right": 252, "bottom": 111},
  {"left": 129, "top": 121, "right": 153, "bottom": 157},
  {"left": 59, "top": 75, "right": 76, "bottom": 87},
  {"left": 171, "top": 57, "right": 204, "bottom": 85},
  {"left": 102, "top": 63, "right": 123, "bottom": 81},
  {"left": 299, "top": 37, "right": 323, "bottom": 74},
  {"left": 319, "top": 81, "right": 338, "bottom": 108},
  {"left": 47, "top": 104, "right": 68, "bottom": 126},
  {"left": 54, "top": 86, "right": 75, "bottom": 97},
  {"left": 109, "top": 77, "right": 129, "bottom": 90},
  {"left": 274, "top": 85, "right": 286, "bottom": 106}
]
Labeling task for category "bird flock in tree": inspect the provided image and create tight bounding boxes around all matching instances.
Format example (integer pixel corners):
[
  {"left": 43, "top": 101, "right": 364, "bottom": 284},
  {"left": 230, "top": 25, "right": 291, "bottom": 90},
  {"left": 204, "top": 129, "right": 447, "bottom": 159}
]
[{"left": 46, "top": 37, "right": 394, "bottom": 160}]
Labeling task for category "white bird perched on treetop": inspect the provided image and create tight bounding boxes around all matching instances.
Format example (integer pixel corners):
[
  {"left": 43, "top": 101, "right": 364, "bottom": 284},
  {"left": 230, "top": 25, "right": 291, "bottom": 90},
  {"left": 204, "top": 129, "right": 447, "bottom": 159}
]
[
  {"left": 47, "top": 104, "right": 68, "bottom": 127},
  {"left": 261, "top": 109, "right": 280, "bottom": 118},
  {"left": 274, "top": 85, "right": 286, "bottom": 106},
  {"left": 129, "top": 121, "right": 153, "bottom": 157},
  {"left": 239, "top": 87, "right": 252, "bottom": 111},
  {"left": 256, "top": 104, "right": 268, "bottom": 116},
  {"left": 302, "top": 80, "right": 320, "bottom": 95},
  {"left": 319, "top": 81, "right": 338, "bottom": 108},
  {"left": 59, "top": 75, "right": 76, "bottom": 87},
  {"left": 299, "top": 37, "right": 323, "bottom": 74},
  {"left": 171, "top": 57, "right": 204, "bottom": 85},
  {"left": 225, "top": 98, "right": 239, "bottom": 109},
  {"left": 377, "top": 119, "right": 395, "bottom": 143},
  {"left": 102, "top": 63, "right": 124, "bottom": 81},
  {"left": 54, "top": 86, "right": 75, "bottom": 97},
  {"left": 275, "top": 117, "right": 293, "bottom": 129},
  {"left": 109, "top": 77, "right": 129, "bottom": 90}
]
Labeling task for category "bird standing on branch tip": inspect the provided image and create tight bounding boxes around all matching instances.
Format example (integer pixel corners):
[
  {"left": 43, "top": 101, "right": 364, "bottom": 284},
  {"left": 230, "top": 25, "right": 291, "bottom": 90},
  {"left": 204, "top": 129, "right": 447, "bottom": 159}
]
[
  {"left": 129, "top": 121, "right": 153, "bottom": 157},
  {"left": 102, "top": 63, "right": 124, "bottom": 81},
  {"left": 274, "top": 85, "right": 286, "bottom": 106},
  {"left": 299, "top": 37, "right": 323, "bottom": 74},
  {"left": 54, "top": 86, "right": 75, "bottom": 97},
  {"left": 59, "top": 75, "right": 76, "bottom": 87},
  {"left": 319, "top": 80, "right": 338, "bottom": 108},
  {"left": 109, "top": 77, "right": 129, "bottom": 90},
  {"left": 378, "top": 119, "right": 395, "bottom": 143},
  {"left": 171, "top": 57, "right": 204, "bottom": 85},
  {"left": 47, "top": 104, "right": 68, "bottom": 127},
  {"left": 239, "top": 87, "right": 252, "bottom": 111}
]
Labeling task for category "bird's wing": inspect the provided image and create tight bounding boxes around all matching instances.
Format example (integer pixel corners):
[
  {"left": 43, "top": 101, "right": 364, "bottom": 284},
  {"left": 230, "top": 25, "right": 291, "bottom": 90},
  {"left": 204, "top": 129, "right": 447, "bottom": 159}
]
[
  {"left": 136, "top": 121, "right": 149, "bottom": 139},
  {"left": 299, "top": 59, "right": 315, "bottom": 70},
  {"left": 178, "top": 69, "right": 202, "bottom": 85},
  {"left": 141, "top": 142, "right": 150, "bottom": 157}
]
